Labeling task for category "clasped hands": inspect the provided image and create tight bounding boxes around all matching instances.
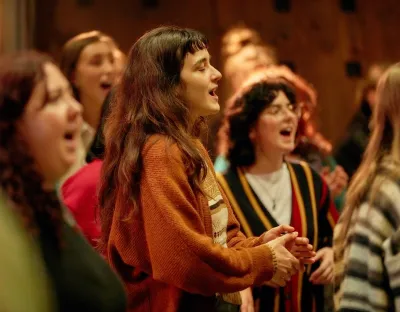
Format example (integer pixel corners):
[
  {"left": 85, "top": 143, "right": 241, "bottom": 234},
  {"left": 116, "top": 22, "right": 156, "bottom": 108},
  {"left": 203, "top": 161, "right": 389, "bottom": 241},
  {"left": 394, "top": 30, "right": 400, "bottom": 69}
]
[{"left": 262, "top": 225, "right": 316, "bottom": 287}]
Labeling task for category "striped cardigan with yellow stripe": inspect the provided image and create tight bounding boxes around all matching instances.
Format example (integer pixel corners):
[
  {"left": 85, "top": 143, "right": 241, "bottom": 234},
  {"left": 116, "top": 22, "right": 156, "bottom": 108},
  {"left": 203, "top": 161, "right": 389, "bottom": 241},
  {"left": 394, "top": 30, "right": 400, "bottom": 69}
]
[{"left": 217, "top": 161, "right": 339, "bottom": 312}]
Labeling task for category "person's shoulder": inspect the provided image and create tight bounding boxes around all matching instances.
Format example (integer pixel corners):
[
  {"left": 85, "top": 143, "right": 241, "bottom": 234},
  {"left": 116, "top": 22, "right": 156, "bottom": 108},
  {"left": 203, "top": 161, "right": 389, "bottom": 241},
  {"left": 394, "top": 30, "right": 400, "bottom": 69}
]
[
  {"left": 61, "top": 160, "right": 103, "bottom": 195},
  {"left": 287, "top": 159, "right": 315, "bottom": 174},
  {"left": 142, "top": 134, "right": 182, "bottom": 164},
  {"left": 286, "top": 160, "right": 327, "bottom": 190},
  {"left": 357, "top": 174, "right": 400, "bottom": 231},
  {"left": 371, "top": 174, "right": 400, "bottom": 206}
]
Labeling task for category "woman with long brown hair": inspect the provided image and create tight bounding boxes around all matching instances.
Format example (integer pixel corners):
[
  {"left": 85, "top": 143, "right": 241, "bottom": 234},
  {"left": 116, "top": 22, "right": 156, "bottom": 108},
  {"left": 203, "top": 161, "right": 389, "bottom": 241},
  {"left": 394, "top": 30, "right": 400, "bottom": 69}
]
[
  {"left": 334, "top": 63, "right": 400, "bottom": 311},
  {"left": 0, "top": 51, "right": 126, "bottom": 311},
  {"left": 59, "top": 31, "right": 117, "bottom": 181},
  {"left": 99, "top": 26, "right": 315, "bottom": 312}
]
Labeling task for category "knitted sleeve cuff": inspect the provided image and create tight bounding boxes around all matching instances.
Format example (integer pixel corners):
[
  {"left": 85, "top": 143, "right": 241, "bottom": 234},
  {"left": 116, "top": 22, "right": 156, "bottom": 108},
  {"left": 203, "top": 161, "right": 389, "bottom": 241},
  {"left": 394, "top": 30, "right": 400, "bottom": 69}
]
[{"left": 265, "top": 243, "right": 277, "bottom": 275}]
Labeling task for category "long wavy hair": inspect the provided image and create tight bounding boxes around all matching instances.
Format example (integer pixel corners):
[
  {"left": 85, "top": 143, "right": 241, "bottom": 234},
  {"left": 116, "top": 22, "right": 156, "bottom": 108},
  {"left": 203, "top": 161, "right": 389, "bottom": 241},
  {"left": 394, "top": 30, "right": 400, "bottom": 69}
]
[
  {"left": 337, "top": 63, "right": 400, "bottom": 243},
  {"left": 0, "top": 51, "right": 63, "bottom": 238},
  {"left": 98, "top": 26, "right": 209, "bottom": 252}
]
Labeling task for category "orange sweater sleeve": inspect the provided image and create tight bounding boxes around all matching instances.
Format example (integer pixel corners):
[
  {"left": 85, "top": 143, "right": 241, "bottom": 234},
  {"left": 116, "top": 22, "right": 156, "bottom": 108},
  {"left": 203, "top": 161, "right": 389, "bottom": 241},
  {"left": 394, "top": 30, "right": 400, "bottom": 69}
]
[
  {"left": 198, "top": 144, "right": 265, "bottom": 249},
  {"left": 139, "top": 138, "right": 274, "bottom": 296},
  {"left": 225, "top": 205, "right": 265, "bottom": 248}
]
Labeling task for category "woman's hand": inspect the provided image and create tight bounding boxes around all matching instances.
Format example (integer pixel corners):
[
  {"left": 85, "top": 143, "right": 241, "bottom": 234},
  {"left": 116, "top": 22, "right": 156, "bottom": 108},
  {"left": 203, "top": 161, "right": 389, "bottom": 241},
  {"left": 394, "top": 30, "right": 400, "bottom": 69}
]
[
  {"left": 261, "top": 224, "right": 295, "bottom": 243},
  {"left": 266, "top": 232, "right": 301, "bottom": 287},
  {"left": 290, "top": 236, "right": 316, "bottom": 265},
  {"left": 262, "top": 225, "right": 316, "bottom": 269},
  {"left": 309, "top": 247, "right": 334, "bottom": 284},
  {"left": 321, "top": 166, "right": 348, "bottom": 198},
  {"left": 239, "top": 287, "right": 254, "bottom": 312}
]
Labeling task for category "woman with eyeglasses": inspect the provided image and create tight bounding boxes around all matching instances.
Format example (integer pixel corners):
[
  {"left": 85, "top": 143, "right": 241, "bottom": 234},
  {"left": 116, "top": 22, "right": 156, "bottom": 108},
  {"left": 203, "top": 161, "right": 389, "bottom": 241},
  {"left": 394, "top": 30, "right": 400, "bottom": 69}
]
[{"left": 216, "top": 69, "right": 339, "bottom": 312}]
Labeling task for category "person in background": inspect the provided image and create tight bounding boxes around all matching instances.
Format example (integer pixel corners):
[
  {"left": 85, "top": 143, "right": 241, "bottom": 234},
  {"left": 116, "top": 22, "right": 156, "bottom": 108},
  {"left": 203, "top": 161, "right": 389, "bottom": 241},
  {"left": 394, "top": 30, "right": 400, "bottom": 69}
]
[
  {"left": 334, "top": 62, "right": 390, "bottom": 178},
  {"left": 216, "top": 70, "right": 339, "bottom": 312},
  {"left": 112, "top": 47, "right": 127, "bottom": 83},
  {"left": 61, "top": 90, "right": 113, "bottom": 246},
  {"left": 218, "top": 25, "right": 348, "bottom": 212},
  {"left": 221, "top": 25, "right": 277, "bottom": 92},
  {"left": 334, "top": 63, "right": 400, "bottom": 312},
  {"left": 103, "top": 34, "right": 127, "bottom": 82},
  {"left": 59, "top": 30, "right": 117, "bottom": 181},
  {"left": 98, "top": 26, "right": 315, "bottom": 312},
  {"left": 0, "top": 51, "right": 126, "bottom": 312}
]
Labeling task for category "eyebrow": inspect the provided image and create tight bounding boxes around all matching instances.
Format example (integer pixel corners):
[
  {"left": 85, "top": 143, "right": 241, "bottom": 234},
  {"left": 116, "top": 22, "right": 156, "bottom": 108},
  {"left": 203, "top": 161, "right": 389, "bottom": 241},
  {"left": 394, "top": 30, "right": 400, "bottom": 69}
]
[
  {"left": 270, "top": 102, "right": 292, "bottom": 106},
  {"left": 89, "top": 52, "right": 111, "bottom": 59},
  {"left": 192, "top": 55, "right": 212, "bottom": 69}
]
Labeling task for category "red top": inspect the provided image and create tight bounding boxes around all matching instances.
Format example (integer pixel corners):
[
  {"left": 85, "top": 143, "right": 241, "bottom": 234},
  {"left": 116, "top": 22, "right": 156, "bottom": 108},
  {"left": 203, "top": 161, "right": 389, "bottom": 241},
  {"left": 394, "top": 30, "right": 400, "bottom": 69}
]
[{"left": 61, "top": 159, "right": 103, "bottom": 247}]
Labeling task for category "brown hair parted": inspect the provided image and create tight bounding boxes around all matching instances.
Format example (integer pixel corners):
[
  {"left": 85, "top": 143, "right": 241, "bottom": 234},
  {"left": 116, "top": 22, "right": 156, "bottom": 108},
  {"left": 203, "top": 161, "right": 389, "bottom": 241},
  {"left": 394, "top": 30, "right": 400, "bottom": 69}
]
[
  {"left": 0, "top": 51, "right": 63, "bottom": 236},
  {"left": 98, "top": 26, "right": 209, "bottom": 252},
  {"left": 60, "top": 30, "right": 115, "bottom": 100}
]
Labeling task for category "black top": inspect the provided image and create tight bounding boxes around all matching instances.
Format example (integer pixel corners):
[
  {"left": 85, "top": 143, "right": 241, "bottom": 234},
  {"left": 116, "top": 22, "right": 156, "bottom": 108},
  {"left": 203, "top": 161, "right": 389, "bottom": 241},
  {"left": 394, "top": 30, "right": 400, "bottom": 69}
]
[
  {"left": 36, "top": 210, "right": 126, "bottom": 312},
  {"left": 334, "top": 101, "right": 372, "bottom": 178}
]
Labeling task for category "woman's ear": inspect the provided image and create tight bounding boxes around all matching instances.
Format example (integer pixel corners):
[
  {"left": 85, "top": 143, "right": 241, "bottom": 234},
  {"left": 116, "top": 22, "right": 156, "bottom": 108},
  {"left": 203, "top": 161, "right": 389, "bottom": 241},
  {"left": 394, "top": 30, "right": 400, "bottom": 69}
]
[{"left": 249, "top": 126, "right": 256, "bottom": 141}]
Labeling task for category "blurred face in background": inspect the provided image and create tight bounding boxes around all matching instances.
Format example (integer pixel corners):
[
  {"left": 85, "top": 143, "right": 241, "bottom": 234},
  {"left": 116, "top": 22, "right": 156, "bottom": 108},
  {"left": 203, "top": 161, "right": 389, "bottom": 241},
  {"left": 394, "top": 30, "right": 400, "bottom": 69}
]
[
  {"left": 73, "top": 40, "right": 116, "bottom": 127},
  {"left": 365, "top": 63, "right": 389, "bottom": 109},
  {"left": 225, "top": 44, "right": 276, "bottom": 91},
  {"left": 113, "top": 49, "right": 127, "bottom": 83}
]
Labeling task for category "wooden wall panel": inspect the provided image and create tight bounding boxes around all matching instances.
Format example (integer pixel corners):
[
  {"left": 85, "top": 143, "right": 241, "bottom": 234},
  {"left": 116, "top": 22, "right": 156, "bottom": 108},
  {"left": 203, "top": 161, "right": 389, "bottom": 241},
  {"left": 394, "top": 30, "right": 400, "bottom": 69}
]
[{"left": 34, "top": 0, "right": 400, "bottom": 148}]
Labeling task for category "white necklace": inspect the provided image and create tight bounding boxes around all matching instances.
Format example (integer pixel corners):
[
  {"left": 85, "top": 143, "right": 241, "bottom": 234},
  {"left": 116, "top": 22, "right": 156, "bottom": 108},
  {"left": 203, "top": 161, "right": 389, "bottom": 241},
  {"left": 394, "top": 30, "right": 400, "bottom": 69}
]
[
  {"left": 255, "top": 178, "right": 280, "bottom": 210},
  {"left": 247, "top": 167, "right": 285, "bottom": 210},
  {"left": 261, "top": 182, "right": 279, "bottom": 210}
]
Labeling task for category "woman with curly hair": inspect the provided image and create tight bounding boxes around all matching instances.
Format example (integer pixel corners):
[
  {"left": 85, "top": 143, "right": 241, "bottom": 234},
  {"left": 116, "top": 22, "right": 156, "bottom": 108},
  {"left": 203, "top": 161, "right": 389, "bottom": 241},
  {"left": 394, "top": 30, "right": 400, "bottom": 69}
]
[
  {"left": 219, "top": 26, "right": 348, "bottom": 213},
  {"left": 216, "top": 69, "right": 339, "bottom": 312},
  {"left": 0, "top": 51, "right": 126, "bottom": 311}
]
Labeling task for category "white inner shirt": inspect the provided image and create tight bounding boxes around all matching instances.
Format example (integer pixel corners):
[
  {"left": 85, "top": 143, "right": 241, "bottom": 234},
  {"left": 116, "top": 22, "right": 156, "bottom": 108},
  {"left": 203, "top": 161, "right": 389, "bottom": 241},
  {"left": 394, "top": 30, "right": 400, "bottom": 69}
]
[{"left": 245, "top": 163, "right": 292, "bottom": 225}]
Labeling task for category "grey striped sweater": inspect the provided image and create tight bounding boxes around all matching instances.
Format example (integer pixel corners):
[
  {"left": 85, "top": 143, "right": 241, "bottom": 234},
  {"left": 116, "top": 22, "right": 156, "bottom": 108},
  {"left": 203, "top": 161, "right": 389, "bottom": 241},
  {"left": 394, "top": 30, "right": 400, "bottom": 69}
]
[{"left": 334, "top": 173, "right": 400, "bottom": 312}]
